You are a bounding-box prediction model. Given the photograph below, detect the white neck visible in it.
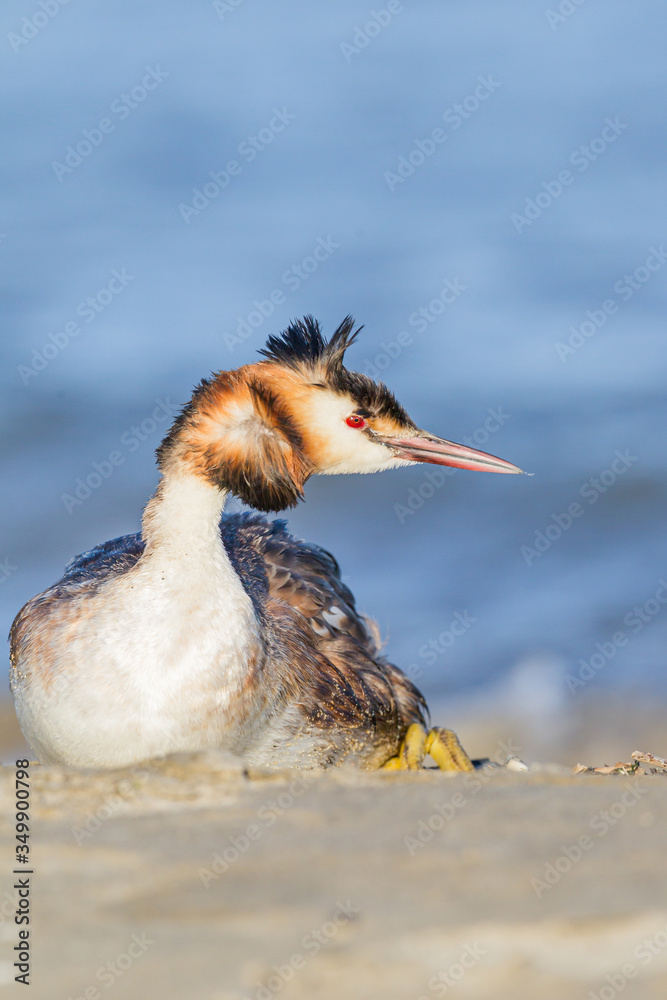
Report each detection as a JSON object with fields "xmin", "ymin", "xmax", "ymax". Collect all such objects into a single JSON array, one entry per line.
[
  {"xmin": 138, "ymin": 467, "xmax": 258, "ymax": 649},
  {"xmin": 142, "ymin": 468, "xmax": 228, "ymax": 559}
]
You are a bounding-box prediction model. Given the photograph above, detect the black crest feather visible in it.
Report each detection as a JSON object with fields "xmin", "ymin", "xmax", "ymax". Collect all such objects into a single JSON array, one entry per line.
[{"xmin": 259, "ymin": 315, "xmax": 361, "ymax": 376}]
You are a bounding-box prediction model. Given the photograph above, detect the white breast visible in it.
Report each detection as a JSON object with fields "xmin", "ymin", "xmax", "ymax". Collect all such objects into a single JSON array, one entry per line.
[{"xmin": 13, "ymin": 474, "xmax": 264, "ymax": 768}]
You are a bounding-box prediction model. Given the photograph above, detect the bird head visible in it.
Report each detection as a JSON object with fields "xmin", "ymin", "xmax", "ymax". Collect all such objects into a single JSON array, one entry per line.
[{"xmin": 158, "ymin": 316, "xmax": 523, "ymax": 511}]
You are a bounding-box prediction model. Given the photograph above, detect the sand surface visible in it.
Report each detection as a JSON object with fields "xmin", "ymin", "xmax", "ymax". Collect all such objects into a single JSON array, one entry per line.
[{"xmin": 1, "ymin": 744, "xmax": 667, "ymax": 1000}]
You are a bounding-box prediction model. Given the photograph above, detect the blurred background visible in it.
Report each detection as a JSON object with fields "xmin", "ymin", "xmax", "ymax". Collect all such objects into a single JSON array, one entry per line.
[{"xmin": 2, "ymin": 0, "xmax": 666, "ymax": 764}]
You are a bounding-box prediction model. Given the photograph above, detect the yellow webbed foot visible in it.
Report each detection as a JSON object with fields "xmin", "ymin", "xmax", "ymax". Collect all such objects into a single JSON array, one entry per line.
[
  {"xmin": 424, "ymin": 726, "xmax": 474, "ymax": 772},
  {"xmin": 381, "ymin": 723, "xmax": 474, "ymax": 772}
]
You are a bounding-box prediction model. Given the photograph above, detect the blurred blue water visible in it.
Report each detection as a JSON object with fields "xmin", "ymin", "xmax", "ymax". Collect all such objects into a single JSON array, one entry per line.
[{"xmin": 2, "ymin": 1, "xmax": 667, "ymax": 719}]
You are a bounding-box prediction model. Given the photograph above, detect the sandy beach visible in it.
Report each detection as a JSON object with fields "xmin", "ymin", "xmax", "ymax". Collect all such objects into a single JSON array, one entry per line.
[{"xmin": 1, "ymin": 699, "xmax": 667, "ymax": 1000}]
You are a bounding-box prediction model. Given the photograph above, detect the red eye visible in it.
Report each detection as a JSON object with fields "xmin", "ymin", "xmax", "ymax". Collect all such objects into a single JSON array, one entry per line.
[{"xmin": 346, "ymin": 415, "xmax": 366, "ymax": 429}]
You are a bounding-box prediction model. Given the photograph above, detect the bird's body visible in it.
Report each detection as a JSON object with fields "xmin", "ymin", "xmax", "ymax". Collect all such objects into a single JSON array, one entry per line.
[
  {"xmin": 10, "ymin": 318, "xmax": 522, "ymax": 770},
  {"xmin": 11, "ymin": 504, "xmax": 426, "ymax": 769}
]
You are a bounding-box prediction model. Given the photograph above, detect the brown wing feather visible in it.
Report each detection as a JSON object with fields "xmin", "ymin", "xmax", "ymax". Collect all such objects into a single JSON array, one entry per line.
[{"xmin": 220, "ymin": 514, "xmax": 428, "ymax": 753}]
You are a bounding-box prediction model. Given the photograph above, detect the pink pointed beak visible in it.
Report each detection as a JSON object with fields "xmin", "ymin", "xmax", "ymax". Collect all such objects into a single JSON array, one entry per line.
[{"xmin": 383, "ymin": 432, "xmax": 524, "ymax": 474}]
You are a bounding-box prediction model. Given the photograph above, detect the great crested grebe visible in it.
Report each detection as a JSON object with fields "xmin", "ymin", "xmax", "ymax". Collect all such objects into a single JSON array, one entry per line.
[{"xmin": 10, "ymin": 317, "xmax": 523, "ymax": 771}]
